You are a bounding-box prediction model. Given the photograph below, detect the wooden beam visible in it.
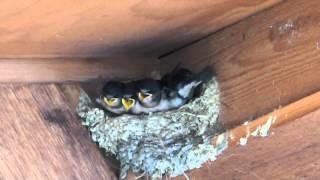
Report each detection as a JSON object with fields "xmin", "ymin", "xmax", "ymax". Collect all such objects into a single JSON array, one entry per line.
[
  {"xmin": 162, "ymin": 0, "xmax": 320, "ymax": 128},
  {"xmin": 0, "ymin": 0, "xmax": 282, "ymax": 58},
  {"xmin": 223, "ymin": 90, "xmax": 320, "ymax": 147},
  {"xmin": 130, "ymin": 91, "xmax": 320, "ymax": 180},
  {"xmin": 0, "ymin": 58, "xmax": 166, "ymax": 82},
  {"xmin": 0, "ymin": 84, "xmax": 117, "ymax": 179},
  {"xmin": 176, "ymin": 107, "xmax": 320, "ymax": 179}
]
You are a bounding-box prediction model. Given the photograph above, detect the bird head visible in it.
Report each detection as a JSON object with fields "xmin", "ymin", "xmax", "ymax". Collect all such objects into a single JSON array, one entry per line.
[
  {"xmin": 121, "ymin": 82, "xmax": 137, "ymax": 111},
  {"xmin": 137, "ymin": 79, "xmax": 161, "ymax": 108},
  {"xmin": 101, "ymin": 81, "xmax": 124, "ymax": 108}
]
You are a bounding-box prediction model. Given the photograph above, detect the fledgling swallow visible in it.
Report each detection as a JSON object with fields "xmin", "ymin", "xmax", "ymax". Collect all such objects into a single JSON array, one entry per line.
[
  {"xmin": 96, "ymin": 81, "xmax": 126, "ymax": 115},
  {"xmin": 128, "ymin": 66, "xmax": 214, "ymax": 114},
  {"xmin": 96, "ymin": 66, "xmax": 213, "ymax": 115},
  {"xmin": 163, "ymin": 66, "xmax": 214, "ymax": 100},
  {"xmin": 127, "ymin": 78, "xmax": 185, "ymax": 114},
  {"xmin": 126, "ymin": 79, "xmax": 170, "ymax": 114},
  {"xmin": 121, "ymin": 81, "xmax": 139, "ymax": 112},
  {"xmin": 136, "ymin": 79, "xmax": 162, "ymax": 108}
]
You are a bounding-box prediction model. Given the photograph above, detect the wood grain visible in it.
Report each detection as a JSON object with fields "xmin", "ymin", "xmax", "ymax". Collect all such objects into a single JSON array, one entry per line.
[
  {"xmin": 226, "ymin": 90, "xmax": 320, "ymax": 146},
  {"xmin": 174, "ymin": 107, "xmax": 320, "ymax": 180},
  {"xmin": 0, "ymin": 58, "xmax": 166, "ymax": 82},
  {"xmin": 0, "ymin": 0, "xmax": 282, "ymax": 58},
  {"xmin": 0, "ymin": 84, "xmax": 117, "ymax": 180},
  {"xmin": 126, "ymin": 89, "xmax": 320, "ymax": 179},
  {"xmin": 162, "ymin": 0, "xmax": 320, "ymax": 128}
]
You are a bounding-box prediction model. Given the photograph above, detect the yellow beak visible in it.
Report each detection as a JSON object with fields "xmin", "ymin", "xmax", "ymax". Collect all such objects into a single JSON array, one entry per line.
[
  {"xmin": 121, "ymin": 98, "xmax": 135, "ymax": 111},
  {"xmin": 104, "ymin": 97, "xmax": 116, "ymax": 106},
  {"xmin": 138, "ymin": 92, "xmax": 145, "ymax": 101},
  {"xmin": 138, "ymin": 92, "xmax": 152, "ymax": 102}
]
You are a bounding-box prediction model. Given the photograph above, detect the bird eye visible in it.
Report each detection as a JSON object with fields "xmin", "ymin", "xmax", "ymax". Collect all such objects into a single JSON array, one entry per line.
[{"xmin": 103, "ymin": 97, "xmax": 118, "ymax": 106}]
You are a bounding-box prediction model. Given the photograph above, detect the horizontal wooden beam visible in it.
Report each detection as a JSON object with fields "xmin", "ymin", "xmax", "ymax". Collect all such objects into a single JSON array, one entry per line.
[
  {"xmin": 176, "ymin": 97, "xmax": 320, "ymax": 179},
  {"xmin": 162, "ymin": 0, "xmax": 320, "ymax": 128},
  {"xmin": 223, "ymin": 90, "xmax": 320, "ymax": 147},
  {"xmin": 127, "ymin": 88, "xmax": 320, "ymax": 179},
  {"xmin": 0, "ymin": 58, "xmax": 166, "ymax": 82},
  {"xmin": 0, "ymin": 84, "xmax": 117, "ymax": 179},
  {"xmin": 0, "ymin": 0, "xmax": 282, "ymax": 58}
]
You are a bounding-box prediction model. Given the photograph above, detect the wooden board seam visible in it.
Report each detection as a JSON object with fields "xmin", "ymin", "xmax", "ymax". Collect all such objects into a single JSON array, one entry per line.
[{"xmin": 213, "ymin": 90, "xmax": 320, "ymax": 147}]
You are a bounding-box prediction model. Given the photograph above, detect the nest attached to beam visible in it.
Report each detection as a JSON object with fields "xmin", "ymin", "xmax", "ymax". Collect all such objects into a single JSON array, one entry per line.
[{"xmin": 77, "ymin": 79, "xmax": 226, "ymax": 179}]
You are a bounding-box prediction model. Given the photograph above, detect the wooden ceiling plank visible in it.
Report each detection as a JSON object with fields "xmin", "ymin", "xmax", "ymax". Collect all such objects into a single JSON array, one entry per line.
[
  {"xmin": 0, "ymin": 58, "xmax": 165, "ymax": 82},
  {"xmin": 0, "ymin": 84, "xmax": 117, "ymax": 179},
  {"xmin": 162, "ymin": 0, "xmax": 320, "ymax": 128},
  {"xmin": 0, "ymin": 0, "xmax": 282, "ymax": 58}
]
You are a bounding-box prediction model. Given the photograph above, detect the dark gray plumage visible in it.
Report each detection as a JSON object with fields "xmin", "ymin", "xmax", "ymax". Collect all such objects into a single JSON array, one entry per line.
[
  {"xmin": 96, "ymin": 81, "xmax": 126, "ymax": 114},
  {"xmin": 129, "ymin": 66, "xmax": 214, "ymax": 114}
]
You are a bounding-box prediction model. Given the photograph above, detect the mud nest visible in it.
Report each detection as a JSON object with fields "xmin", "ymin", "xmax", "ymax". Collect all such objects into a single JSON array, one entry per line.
[{"xmin": 77, "ymin": 78, "xmax": 226, "ymax": 179}]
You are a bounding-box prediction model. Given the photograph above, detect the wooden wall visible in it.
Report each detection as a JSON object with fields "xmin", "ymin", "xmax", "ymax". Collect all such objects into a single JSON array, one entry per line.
[
  {"xmin": 0, "ymin": 0, "xmax": 282, "ymax": 82},
  {"xmin": 0, "ymin": 58, "xmax": 166, "ymax": 82},
  {"xmin": 0, "ymin": 84, "xmax": 118, "ymax": 179},
  {"xmin": 162, "ymin": 0, "xmax": 320, "ymax": 128},
  {"xmin": 176, "ymin": 107, "xmax": 320, "ymax": 179},
  {"xmin": 0, "ymin": 0, "xmax": 281, "ymax": 58},
  {"xmin": 2, "ymin": 1, "xmax": 320, "ymax": 179}
]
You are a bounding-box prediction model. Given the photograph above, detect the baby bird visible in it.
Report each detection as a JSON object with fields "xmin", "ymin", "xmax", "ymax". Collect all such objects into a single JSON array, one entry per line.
[
  {"xmin": 121, "ymin": 81, "xmax": 139, "ymax": 112},
  {"xmin": 119, "ymin": 79, "xmax": 161, "ymax": 114},
  {"xmin": 127, "ymin": 66, "xmax": 213, "ymax": 114},
  {"xmin": 126, "ymin": 79, "xmax": 166, "ymax": 114},
  {"xmin": 162, "ymin": 66, "xmax": 213, "ymax": 100},
  {"xmin": 136, "ymin": 79, "xmax": 162, "ymax": 108},
  {"xmin": 96, "ymin": 81, "xmax": 126, "ymax": 115},
  {"xmin": 98, "ymin": 66, "xmax": 214, "ymax": 115}
]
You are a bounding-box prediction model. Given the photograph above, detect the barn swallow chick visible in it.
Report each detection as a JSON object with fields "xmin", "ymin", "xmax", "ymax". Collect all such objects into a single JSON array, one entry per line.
[
  {"xmin": 126, "ymin": 78, "xmax": 183, "ymax": 114},
  {"xmin": 128, "ymin": 78, "xmax": 184, "ymax": 114},
  {"xmin": 121, "ymin": 81, "xmax": 139, "ymax": 112},
  {"xmin": 96, "ymin": 81, "xmax": 126, "ymax": 115},
  {"xmin": 96, "ymin": 66, "xmax": 213, "ymax": 115},
  {"xmin": 139, "ymin": 66, "xmax": 214, "ymax": 114},
  {"xmin": 121, "ymin": 79, "xmax": 170, "ymax": 114},
  {"xmin": 160, "ymin": 66, "xmax": 193, "ymax": 91},
  {"xmin": 121, "ymin": 79, "xmax": 160, "ymax": 114},
  {"xmin": 164, "ymin": 66, "xmax": 214, "ymax": 100},
  {"xmin": 137, "ymin": 79, "xmax": 162, "ymax": 108}
]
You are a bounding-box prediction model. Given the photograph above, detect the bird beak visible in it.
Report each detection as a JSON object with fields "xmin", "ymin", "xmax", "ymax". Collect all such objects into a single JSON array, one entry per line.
[
  {"xmin": 138, "ymin": 92, "xmax": 152, "ymax": 102},
  {"xmin": 104, "ymin": 97, "xmax": 117, "ymax": 107},
  {"xmin": 138, "ymin": 92, "xmax": 145, "ymax": 101},
  {"xmin": 122, "ymin": 98, "xmax": 135, "ymax": 111}
]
